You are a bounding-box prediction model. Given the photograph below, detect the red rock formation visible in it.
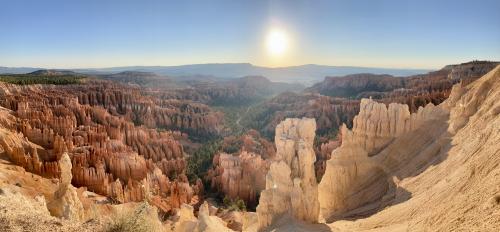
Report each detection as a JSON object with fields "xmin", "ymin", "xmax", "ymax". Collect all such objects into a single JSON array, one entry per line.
[
  {"xmin": 308, "ymin": 61, "xmax": 499, "ymax": 113},
  {"xmin": 0, "ymin": 81, "xmax": 204, "ymax": 212},
  {"xmin": 249, "ymin": 92, "xmax": 360, "ymax": 139},
  {"xmin": 70, "ymin": 82, "xmax": 224, "ymax": 137},
  {"xmin": 220, "ymin": 129, "xmax": 275, "ymax": 159},
  {"xmin": 208, "ymin": 130, "xmax": 275, "ymax": 207},
  {"xmin": 209, "ymin": 152, "xmax": 269, "ymax": 208},
  {"xmin": 314, "ymin": 139, "xmax": 341, "ymax": 180},
  {"xmin": 150, "ymin": 76, "xmax": 303, "ymax": 105}
]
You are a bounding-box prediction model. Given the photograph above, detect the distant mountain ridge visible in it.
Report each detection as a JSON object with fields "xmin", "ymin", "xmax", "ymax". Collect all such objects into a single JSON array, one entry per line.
[
  {"xmin": 305, "ymin": 60, "xmax": 499, "ymax": 98},
  {"xmin": 1, "ymin": 63, "xmax": 431, "ymax": 85},
  {"xmin": 82, "ymin": 63, "xmax": 430, "ymax": 85},
  {"xmin": 28, "ymin": 69, "xmax": 82, "ymax": 76}
]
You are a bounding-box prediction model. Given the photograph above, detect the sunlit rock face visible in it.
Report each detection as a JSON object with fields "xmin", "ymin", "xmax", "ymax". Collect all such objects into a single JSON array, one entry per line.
[
  {"xmin": 256, "ymin": 118, "xmax": 320, "ymax": 229},
  {"xmin": 47, "ymin": 153, "xmax": 84, "ymax": 221},
  {"xmin": 318, "ymin": 98, "xmax": 449, "ymax": 221},
  {"xmin": 341, "ymin": 98, "xmax": 447, "ymax": 156},
  {"xmin": 166, "ymin": 202, "xmax": 233, "ymax": 232},
  {"xmin": 445, "ymin": 61, "xmax": 499, "ymax": 82}
]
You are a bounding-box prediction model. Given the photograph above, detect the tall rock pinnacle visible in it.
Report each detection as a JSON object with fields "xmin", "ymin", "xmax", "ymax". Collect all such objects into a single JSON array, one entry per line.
[{"xmin": 256, "ymin": 118, "xmax": 320, "ymax": 230}]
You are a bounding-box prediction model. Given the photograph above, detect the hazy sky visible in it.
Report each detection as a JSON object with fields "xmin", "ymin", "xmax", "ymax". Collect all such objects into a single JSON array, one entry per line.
[{"xmin": 1, "ymin": 0, "xmax": 499, "ymax": 69}]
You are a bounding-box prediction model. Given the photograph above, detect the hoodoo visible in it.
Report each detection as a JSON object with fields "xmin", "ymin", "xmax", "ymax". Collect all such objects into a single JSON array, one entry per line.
[
  {"xmin": 256, "ymin": 118, "xmax": 320, "ymax": 229},
  {"xmin": 47, "ymin": 153, "xmax": 85, "ymax": 221}
]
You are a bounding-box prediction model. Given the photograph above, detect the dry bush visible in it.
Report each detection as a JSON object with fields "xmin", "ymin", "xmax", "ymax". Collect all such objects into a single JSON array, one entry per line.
[{"xmin": 104, "ymin": 201, "xmax": 163, "ymax": 232}]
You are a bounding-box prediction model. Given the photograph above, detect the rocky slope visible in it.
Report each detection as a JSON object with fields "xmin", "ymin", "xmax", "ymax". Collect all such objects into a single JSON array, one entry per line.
[{"xmin": 307, "ymin": 64, "xmax": 500, "ymax": 230}]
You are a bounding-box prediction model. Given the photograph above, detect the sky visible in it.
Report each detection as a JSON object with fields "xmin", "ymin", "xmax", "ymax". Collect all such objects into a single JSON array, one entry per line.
[{"xmin": 0, "ymin": 0, "xmax": 499, "ymax": 69}]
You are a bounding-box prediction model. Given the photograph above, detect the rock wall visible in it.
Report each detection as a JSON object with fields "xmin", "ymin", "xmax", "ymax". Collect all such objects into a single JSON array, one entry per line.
[
  {"xmin": 341, "ymin": 98, "xmax": 447, "ymax": 155},
  {"xmin": 256, "ymin": 118, "xmax": 320, "ymax": 229}
]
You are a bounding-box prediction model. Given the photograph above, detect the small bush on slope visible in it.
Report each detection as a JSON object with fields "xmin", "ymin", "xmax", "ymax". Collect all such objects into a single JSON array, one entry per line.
[{"xmin": 104, "ymin": 201, "xmax": 162, "ymax": 232}]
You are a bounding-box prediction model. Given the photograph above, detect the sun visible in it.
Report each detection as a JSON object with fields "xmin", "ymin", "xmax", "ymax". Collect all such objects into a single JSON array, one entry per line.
[{"xmin": 266, "ymin": 28, "xmax": 289, "ymax": 56}]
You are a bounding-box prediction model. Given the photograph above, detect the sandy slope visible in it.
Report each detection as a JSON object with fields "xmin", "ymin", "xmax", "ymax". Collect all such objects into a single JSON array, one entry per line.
[{"xmin": 327, "ymin": 66, "xmax": 500, "ymax": 231}]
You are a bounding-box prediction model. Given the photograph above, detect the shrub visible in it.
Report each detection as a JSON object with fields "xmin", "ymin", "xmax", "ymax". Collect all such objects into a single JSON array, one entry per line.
[
  {"xmin": 223, "ymin": 196, "xmax": 246, "ymax": 211},
  {"xmin": 0, "ymin": 74, "xmax": 84, "ymax": 85},
  {"xmin": 104, "ymin": 201, "xmax": 162, "ymax": 232},
  {"xmin": 186, "ymin": 140, "xmax": 222, "ymax": 184}
]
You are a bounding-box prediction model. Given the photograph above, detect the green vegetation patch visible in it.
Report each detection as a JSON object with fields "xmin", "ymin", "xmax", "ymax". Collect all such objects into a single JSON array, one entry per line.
[
  {"xmin": 223, "ymin": 196, "xmax": 247, "ymax": 211},
  {"xmin": 186, "ymin": 140, "xmax": 222, "ymax": 185},
  {"xmin": 0, "ymin": 74, "xmax": 84, "ymax": 85}
]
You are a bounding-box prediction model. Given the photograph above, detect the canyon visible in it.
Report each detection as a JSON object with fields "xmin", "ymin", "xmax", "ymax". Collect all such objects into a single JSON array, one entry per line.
[
  {"xmin": 166, "ymin": 63, "xmax": 500, "ymax": 231},
  {"xmin": 210, "ymin": 61, "xmax": 498, "ymax": 206},
  {"xmin": 0, "ymin": 80, "xmax": 208, "ymax": 213},
  {"xmin": 0, "ymin": 62, "xmax": 498, "ymax": 231}
]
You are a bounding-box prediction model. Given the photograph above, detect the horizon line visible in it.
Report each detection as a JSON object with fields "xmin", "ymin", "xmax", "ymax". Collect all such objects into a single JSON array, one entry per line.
[{"xmin": 0, "ymin": 62, "xmax": 446, "ymax": 71}]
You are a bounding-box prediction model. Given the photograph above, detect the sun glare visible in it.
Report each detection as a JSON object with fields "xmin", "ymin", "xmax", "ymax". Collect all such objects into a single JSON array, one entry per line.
[{"xmin": 266, "ymin": 28, "xmax": 289, "ymax": 56}]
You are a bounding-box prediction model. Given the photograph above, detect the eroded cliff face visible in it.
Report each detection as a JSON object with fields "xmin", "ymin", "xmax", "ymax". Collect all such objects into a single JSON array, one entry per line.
[
  {"xmin": 325, "ymin": 65, "xmax": 500, "ymax": 231},
  {"xmin": 0, "ymin": 81, "xmax": 205, "ymax": 212},
  {"xmin": 256, "ymin": 118, "xmax": 320, "ymax": 229},
  {"xmin": 318, "ymin": 97, "xmax": 449, "ymax": 221},
  {"xmin": 445, "ymin": 60, "xmax": 499, "ymax": 82}
]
